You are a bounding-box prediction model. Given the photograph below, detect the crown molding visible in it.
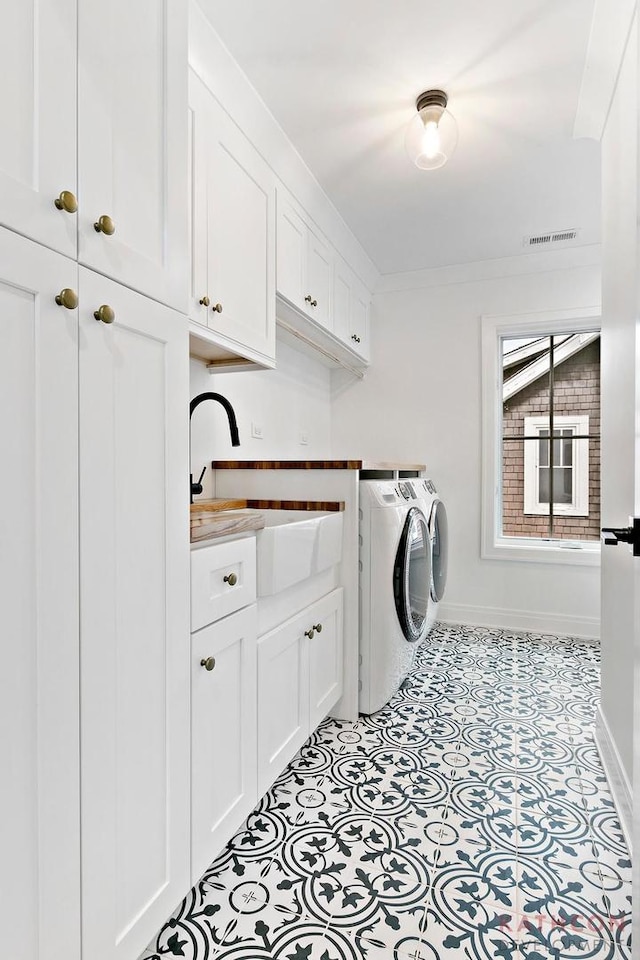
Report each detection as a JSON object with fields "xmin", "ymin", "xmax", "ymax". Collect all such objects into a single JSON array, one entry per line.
[
  {"xmin": 375, "ymin": 244, "xmax": 601, "ymax": 294},
  {"xmin": 573, "ymin": 0, "xmax": 636, "ymax": 141}
]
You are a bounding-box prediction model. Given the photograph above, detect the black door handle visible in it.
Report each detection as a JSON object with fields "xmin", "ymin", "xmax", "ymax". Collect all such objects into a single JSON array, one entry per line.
[{"xmin": 601, "ymin": 519, "xmax": 640, "ymax": 555}]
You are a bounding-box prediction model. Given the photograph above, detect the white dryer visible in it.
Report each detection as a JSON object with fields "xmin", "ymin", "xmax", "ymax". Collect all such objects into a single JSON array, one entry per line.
[
  {"xmin": 413, "ymin": 478, "xmax": 449, "ymax": 633},
  {"xmin": 359, "ymin": 480, "xmax": 432, "ymax": 714}
]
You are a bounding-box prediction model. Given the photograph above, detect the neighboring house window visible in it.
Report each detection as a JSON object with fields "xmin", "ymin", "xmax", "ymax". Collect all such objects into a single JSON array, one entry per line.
[
  {"xmin": 481, "ymin": 309, "xmax": 601, "ymax": 565},
  {"xmin": 523, "ymin": 416, "xmax": 589, "ymax": 517}
]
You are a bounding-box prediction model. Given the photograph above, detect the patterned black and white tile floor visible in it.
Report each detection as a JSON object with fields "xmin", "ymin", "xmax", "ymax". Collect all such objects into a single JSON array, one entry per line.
[{"xmin": 142, "ymin": 624, "xmax": 632, "ymax": 960}]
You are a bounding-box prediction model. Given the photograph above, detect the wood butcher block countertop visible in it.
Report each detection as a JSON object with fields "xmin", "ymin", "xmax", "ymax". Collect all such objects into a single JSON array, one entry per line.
[
  {"xmin": 210, "ymin": 460, "xmax": 427, "ymax": 471},
  {"xmin": 190, "ymin": 507, "xmax": 265, "ymax": 543},
  {"xmin": 189, "ymin": 498, "xmax": 345, "ymax": 543}
]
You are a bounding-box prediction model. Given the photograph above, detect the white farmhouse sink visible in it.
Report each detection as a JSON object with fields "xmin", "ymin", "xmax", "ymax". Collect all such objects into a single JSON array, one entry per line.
[{"xmin": 256, "ymin": 511, "xmax": 344, "ymax": 596}]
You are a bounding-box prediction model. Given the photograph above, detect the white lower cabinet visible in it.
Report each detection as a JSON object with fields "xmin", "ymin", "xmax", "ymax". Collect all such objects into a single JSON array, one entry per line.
[
  {"xmin": 258, "ymin": 589, "xmax": 343, "ymax": 796},
  {"xmin": 79, "ymin": 269, "xmax": 191, "ymax": 960},
  {"xmin": 309, "ymin": 591, "xmax": 344, "ymax": 730},
  {"xmin": 0, "ymin": 229, "xmax": 80, "ymax": 960},
  {"xmin": 191, "ymin": 604, "xmax": 258, "ymax": 883},
  {"xmin": 257, "ymin": 609, "xmax": 310, "ymax": 797}
]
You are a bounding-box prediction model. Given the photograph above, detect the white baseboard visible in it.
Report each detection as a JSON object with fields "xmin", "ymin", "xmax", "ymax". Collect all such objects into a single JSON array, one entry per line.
[
  {"xmin": 438, "ymin": 602, "xmax": 600, "ymax": 640},
  {"xmin": 595, "ymin": 705, "xmax": 633, "ymax": 852}
]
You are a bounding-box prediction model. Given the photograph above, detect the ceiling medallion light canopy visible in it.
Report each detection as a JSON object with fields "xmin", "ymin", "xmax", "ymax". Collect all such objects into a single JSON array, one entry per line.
[{"xmin": 405, "ymin": 89, "xmax": 458, "ymax": 171}]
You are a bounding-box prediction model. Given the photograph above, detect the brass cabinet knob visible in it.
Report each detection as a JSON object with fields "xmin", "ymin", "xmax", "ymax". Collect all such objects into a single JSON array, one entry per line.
[
  {"xmin": 311, "ymin": 299, "xmax": 318, "ymax": 308},
  {"xmin": 351, "ymin": 334, "xmax": 361, "ymax": 343},
  {"xmin": 54, "ymin": 190, "xmax": 78, "ymax": 214},
  {"xmin": 94, "ymin": 304, "xmax": 115, "ymax": 325},
  {"xmin": 93, "ymin": 214, "xmax": 115, "ymax": 236},
  {"xmin": 212, "ymin": 302, "xmax": 223, "ymax": 314},
  {"xmin": 313, "ymin": 623, "xmax": 323, "ymax": 633},
  {"xmin": 200, "ymin": 656, "xmax": 216, "ymax": 671},
  {"xmin": 304, "ymin": 295, "xmax": 313, "ymax": 304},
  {"xmin": 55, "ymin": 288, "xmax": 78, "ymax": 310},
  {"xmin": 304, "ymin": 627, "xmax": 315, "ymax": 639},
  {"xmin": 223, "ymin": 572, "xmax": 237, "ymax": 586},
  {"xmin": 199, "ymin": 296, "xmax": 210, "ymax": 307}
]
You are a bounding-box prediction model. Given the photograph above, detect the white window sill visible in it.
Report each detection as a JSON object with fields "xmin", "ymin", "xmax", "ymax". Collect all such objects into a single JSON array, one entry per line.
[
  {"xmin": 523, "ymin": 510, "xmax": 590, "ymax": 519},
  {"xmin": 482, "ymin": 536, "xmax": 601, "ymax": 566}
]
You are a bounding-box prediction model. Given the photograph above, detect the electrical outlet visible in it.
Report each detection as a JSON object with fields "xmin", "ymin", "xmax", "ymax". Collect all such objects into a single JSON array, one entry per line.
[
  {"xmin": 299, "ymin": 430, "xmax": 309, "ymax": 446},
  {"xmin": 251, "ymin": 422, "xmax": 264, "ymax": 440}
]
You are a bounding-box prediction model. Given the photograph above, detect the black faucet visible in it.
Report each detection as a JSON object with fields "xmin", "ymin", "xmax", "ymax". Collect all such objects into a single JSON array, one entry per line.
[{"xmin": 190, "ymin": 392, "xmax": 240, "ymax": 503}]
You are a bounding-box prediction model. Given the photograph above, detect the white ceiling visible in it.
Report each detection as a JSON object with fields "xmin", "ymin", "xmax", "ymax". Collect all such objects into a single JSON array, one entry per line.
[{"xmin": 199, "ymin": 0, "xmax": 600, "ymax": 276}]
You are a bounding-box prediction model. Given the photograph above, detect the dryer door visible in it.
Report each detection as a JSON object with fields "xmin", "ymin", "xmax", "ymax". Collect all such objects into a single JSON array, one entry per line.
[
  {"xmin": 394, "ymin": 507, "xmax": 431, "ymax": 642},
  {"xmin": 430, "ymin": 500, "xmax": 448, "ymax": 603}
]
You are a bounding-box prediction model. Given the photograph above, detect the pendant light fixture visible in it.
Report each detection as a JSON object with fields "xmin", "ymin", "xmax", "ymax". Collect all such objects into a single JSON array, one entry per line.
[{"xmin": 405, "ymin": 90, "xmax": 458, "ymax": 170}]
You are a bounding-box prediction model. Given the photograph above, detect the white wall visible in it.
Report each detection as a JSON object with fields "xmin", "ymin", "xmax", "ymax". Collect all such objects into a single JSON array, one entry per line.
[
  {"xmin": 190, "ymin": 340, "xmax": 332, "ymax": 499},
  {"xmin": 598, "ymin": 16, "xmax": 637, "ymax": 789},
  {"xmin": 331, "ymin": 251, "xmax": 602, "ymax": 637}
]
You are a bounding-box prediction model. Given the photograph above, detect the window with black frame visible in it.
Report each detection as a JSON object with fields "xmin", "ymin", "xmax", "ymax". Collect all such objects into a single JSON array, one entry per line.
[{"xmin": 501, "ymin": 332, "xmax": 601, "ymax": 542}]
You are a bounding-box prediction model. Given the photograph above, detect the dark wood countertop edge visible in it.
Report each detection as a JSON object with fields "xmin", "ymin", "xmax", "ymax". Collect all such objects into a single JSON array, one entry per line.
[
  {"xmin": 245, "ymin": 499, "xmax": 345, "ymax": 512},
  {"xmin": 211, "ymin": 460, "xmax": 426, "ymax": 471},
  {"xmin": 191, "ymin": 499, "xmax": 345, "ymax": 514}
]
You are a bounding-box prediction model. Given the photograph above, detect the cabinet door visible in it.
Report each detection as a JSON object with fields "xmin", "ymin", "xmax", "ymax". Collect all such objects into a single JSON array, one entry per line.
[
  {"xmin": 192, "ymin": 605, "xmax": 258, "ymax": 882},
  {"xmin": 276, "ymin": 191, "xmax": 307, "ymax": 313},
  {"xmin": 308, "ymin": 589, "xmax": 344, "ymax": 730},
  {"xmin": 79, "ymin": 269, "xmax": 190, "ymax": 960},
  {"xmin": 188, "ymin": 71, "xmax": 210, "ymax": 326},
  {"xmin": 257, "ymin": 613, "xmax": 310, "ymax": 796},
  {"xmin": 349, "ymin": 280, "xmax": 371, "ymax": 361},
  {"xmin": 78, "ymin": 0, "xmax": 188, "ymax": 312},
  {"xmin": 307, "ymin": 227, "xmax": 333, "ymax": 330},
  {"xmin": 0, "ymin": 230, "xmax": 80, "ymax": 960},
  {"xmin": 332, "ymin": 256, "xmax": 352, "ymax": 344},
  {"xmin": 0, "ymin": 0, "xmax": 77, "ymax": 258},
  {"xmin": 208, "ymin": 97, "xmax": 276, "ymax": 361}
]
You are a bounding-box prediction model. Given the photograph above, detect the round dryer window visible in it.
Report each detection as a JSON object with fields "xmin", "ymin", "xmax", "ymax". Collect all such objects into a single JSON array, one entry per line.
[
  {"xmin": 431, "ymin": 500, "xmax": 448, "ymax": 603},
  {"xmin": 393, "ymin": 507, "xmax": 431, "ymax": 643}
]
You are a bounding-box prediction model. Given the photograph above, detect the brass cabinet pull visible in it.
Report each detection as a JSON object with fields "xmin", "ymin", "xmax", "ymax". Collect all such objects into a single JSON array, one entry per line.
[
  {"xmin": 54, "ymin": 190, "xmax": 78, "ymax": 214},
  {"xmin": 55, "ymin": 288, "xmax": 78, "ymax": 310},
  {"xmin": 93, "ymin": 214, "xmax": 115, "ymax": 236},
  {"xmin": 200, "ymin": 656, "xmax": 216, "ymax": 671},
  {"xmin": 351, "ymin": 334, "xmax": 361, "ymax": 343},
  {"xmin": 199, "ymin": 296, "xmax": 210, "ymax": 307},
  {"xmin": 94, "ymin": 304, "xmax": 115, "ymax": 325},
  {"xmin": 223, "ymin": 572, "xmax": 237, "ymax": 586},
  {"xmin": 304, "ymin": 627, "xmax": 315, "ymax": 639},
  {"xmin": 211, "ymin": 302, "xmax": 223, "ymax": 314},
  {"xmin": 313, "ymin": 623, "xmax": 323, "ymax": 633}
]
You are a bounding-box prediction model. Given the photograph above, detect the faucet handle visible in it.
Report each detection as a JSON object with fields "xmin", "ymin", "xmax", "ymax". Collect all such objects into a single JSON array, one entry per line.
[{"xmin": 191, "ymin": 465, "xmax": 206, "ymax": 501}]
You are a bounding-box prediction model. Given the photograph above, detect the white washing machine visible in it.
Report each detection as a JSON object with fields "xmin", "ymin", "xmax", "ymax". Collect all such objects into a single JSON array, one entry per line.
[
  {"xmin": 359, "ymin": 480, "xmax": 432, "ymax": 714},
  {"xmin": 413, "ymin": 478, "xmax": 449, "ymax": 633}
]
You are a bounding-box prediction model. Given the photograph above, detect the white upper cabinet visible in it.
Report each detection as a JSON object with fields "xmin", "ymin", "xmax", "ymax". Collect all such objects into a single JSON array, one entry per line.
[
  {"xmin": 188, "ymin": 70, "xmax": 276, "ymax": 365},
  {"xmin": 333, "ymin": 256, "xmax": 371, "ymax": 362},
  {"xmin": 0, "ymin": 0, "xmax": 77, "ymax": 259},
  {"xmin": 78, "ymin": 0, "xmax": 188, "ymax": 312},
  {"xmin": 276, "ymin": 188, "xmax": 371, "ymax": 364},
  {"xmin": 307, "ymin": 227, "xmax": 333, "ymax": 330},
  {"xmin": 0, "ymin": 229, "xmax": 80, "ymax": 960},
  {"xmin": 79, "ymin": 268, "xmax": 190, "ymax": 960},
  {"xmin": 276, "ymin": 194, "xmax": 307, "ymax": 314},
  {"xmin": 276, "ymin": 189, "xmax": 333, "ymax": 330}
]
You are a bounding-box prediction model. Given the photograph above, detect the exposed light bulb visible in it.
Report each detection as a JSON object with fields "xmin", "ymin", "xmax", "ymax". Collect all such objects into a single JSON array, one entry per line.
[
  {"xmin": 421, "ymin": 120, "xmax": 441, "ymax": 160},
  {"xmin": 405, "ymin": 89, "xmax": 458, "ymax": 171}
]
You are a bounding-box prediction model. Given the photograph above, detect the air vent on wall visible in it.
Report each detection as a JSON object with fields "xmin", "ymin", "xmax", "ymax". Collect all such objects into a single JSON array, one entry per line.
[{"xmin": 523, "ymin": 228, "xmax": 579, "ymax": 248}]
